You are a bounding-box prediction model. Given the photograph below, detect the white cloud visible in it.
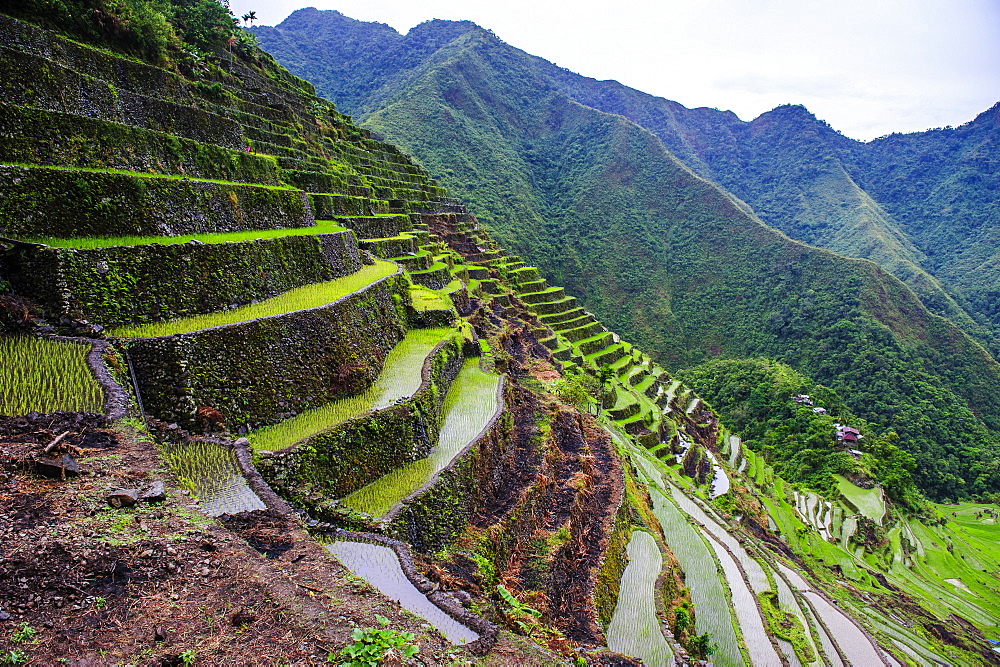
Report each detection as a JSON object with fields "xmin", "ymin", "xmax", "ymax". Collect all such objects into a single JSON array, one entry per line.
[{"xmin": 230, "ymin": 0, "xmax": 1000, "ymax": 140}]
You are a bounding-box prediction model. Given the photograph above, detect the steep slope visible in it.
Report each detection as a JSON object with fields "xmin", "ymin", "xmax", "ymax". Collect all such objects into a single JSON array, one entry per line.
[
  {"xmin": 853, "ymin": 103, "xmax": 1000, "ymax": 326},
  {"xmin": 541, "ymin": 68, "xmax": 994, "ymax": 339},
  {"xmin": 254, "ymin": 11, "xmax": 1000, "ymax": 500},
  {"xmin": 257, "ymin": 10, "xmax": 1000, "ymax": 343}
]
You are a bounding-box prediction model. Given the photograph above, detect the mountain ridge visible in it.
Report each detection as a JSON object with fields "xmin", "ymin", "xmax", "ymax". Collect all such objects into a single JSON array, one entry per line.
[{"xmin": 254, "ymin": 9, "xmax": 1000, "ymax": 500}]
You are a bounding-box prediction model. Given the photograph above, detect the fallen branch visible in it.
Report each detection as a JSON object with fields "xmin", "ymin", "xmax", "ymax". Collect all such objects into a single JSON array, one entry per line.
[{"xmin": 43, "ymin": 431, "xmax": 72, "ymax": 454}]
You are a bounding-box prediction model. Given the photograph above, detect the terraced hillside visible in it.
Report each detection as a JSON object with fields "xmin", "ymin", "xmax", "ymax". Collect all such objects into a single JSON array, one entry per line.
[
  {"xmin": 253, "ymin": 9, "xmax": 1000, "ymax": 502},
  {"xmin": 2, "ymin": 6, "xmax": 999, "ymax": 666}
]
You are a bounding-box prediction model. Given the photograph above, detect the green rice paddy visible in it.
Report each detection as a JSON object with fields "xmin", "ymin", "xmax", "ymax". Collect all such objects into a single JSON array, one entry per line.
[
  {"xmin": 28, "ymin": 222, "xmax": 348, "ymax": 248},
  {"xmin": 605, "ymin": 530, "xmax": 675, "ymax": 666},
  {"xmin": 110, "ymin": 261, "xmax": 398, "ymax": 338},
  {"xmin": 248, "ymin": 327, "xmax": 453, "ymax": 451},
  {"xmin": 0, "ymin": 336, "xmax": 104, "ymax": 415},
  {"xmin": 408, "ymin": 284, "xmax": 452, "ymax": 312},
  {"xmin": 160, "ymin": 441, "xmax": 266, "ymax": 517},
  {"xmin": 341, "ymin": 358, "xmax": 500, "ymax": 516},
  {"xmin": 833, "ymin": 474, "xmax": 885, "ymax": 524},
  {"xmin": 648, "ymin": 489, "xmax": 743, "ymax": 666}
]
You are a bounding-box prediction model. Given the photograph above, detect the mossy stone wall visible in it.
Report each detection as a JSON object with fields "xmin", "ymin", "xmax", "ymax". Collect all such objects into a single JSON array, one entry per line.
[
  {"xmin": 385, "ymin": 378, "xmax": 509, "ymax": 553},
  {"xmin": 126, "ymin": 272, "xmax": 408, "ymax": 430},
  {"xmin": 0, "ymin": 165, "xmax": 314, "ymax": 239},
  {"xmin": 0, "ymin": 104, "xmax": 281, "ymax": 185},
  {"xmin": 255, "ymin": 332, "xmax": 465, "ymax": 501},
  {"xmin": 5, "ymin": 231, "xmax": 360, "ymax": 327},
  {"xmin": 0, "ymin": 48, "xmax": 244, "ymax": 149},
  {"xmin": 310, "ymin": 194, "xmax": 389, "ymax": 218}
]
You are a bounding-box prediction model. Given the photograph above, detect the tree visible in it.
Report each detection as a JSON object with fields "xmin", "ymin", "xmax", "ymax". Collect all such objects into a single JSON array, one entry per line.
[{"xmin": 241, "ymin": 11, "xmax": 257, "ymax": 26}]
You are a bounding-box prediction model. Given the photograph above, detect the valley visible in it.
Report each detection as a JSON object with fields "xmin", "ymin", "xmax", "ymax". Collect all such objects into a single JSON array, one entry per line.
[{"xmin": 0, "ymin": 3, "xmax": 998, "ymax": 666}]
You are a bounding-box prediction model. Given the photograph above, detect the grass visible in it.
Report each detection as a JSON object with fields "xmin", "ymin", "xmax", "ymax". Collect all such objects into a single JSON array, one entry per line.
[
  {"xmin": 27, "ymin": 223, "xmax": 348, "ymax": 248},
  {"xmin": 249, "ymin": 328, "xmax": 453, "ymax": 451},
  {"xmin": 110, "ymin": 261, "xmax": 398, "ymax": 338},
  {"xmin": 0, "ymin": 336, "xmax": 104, "ymax": 415},
  {"xmin": 341, "ymin": 358, "xmax": 500, "ymax": 516}
]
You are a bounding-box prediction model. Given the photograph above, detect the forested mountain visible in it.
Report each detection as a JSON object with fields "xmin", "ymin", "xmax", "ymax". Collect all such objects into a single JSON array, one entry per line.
[
  {"xmin": 252, "ymin": 10, "xmax": 1000, "ymax": 501},
  {"xmin": 545, "ymin": 71, "xmax": 1000, "ymax": 344},
  {"xmin": 6, "ymin": 4, "xmax": 1000, "ymax": 663}
]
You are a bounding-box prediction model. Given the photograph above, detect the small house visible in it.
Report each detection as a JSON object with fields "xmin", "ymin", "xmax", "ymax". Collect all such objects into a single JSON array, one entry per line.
[{"xmin": 837, "ymin": 425, "xmax": 861, "ymax": 444}]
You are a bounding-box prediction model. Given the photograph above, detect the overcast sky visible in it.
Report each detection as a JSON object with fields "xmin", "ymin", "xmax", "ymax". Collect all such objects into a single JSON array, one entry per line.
[{"xmin": 229, "ymin": 0, "xmax": 1000, "ymax": 141}]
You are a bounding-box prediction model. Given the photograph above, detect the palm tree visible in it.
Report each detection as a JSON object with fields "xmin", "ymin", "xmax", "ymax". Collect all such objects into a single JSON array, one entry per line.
[{"xmin": 242, "ymin": 11, "xmax": 257, "ymax": 26}]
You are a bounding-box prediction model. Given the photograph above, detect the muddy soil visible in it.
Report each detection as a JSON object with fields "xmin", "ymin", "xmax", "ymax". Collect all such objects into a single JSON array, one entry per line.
[{"xmin": 0, "ymin": 416, "xmax": 556, "ymax": 666}]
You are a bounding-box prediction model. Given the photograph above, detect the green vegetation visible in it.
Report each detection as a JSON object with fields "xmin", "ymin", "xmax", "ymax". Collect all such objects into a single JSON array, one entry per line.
[
  {"xmin": 9, "ymin": 624, "xmax": 37, "ymax": 644},
  {"xmin": 758, "ymin": 591, "xmax": 814, "ymax": 663},
  {"xmin": 833, "ymin": 474, "xmax": 886, "ymax": 523},
  {"xmin": 1, "ymin": 650, "xmax": 25, "ymax": 666},
  {"xmin": 678, "ymin": 358, "xmax": 920, "ymax": 503},
  {"xmin": 257, "ymin": 10, "xmax": 1000, "ymax": 501},
  {"xmin": 336, "ymin": 615, "xmax": 419, "ymax": 666},
  {"xmin": 29, "ymin": 223, "xmax": 347, "ymax": 249},
  {"xmin": 110, "ymin": 261, "xmax": 397, "ymax": 338},
  {"xmin": 0, "ymin": 336, "xmax": 104, "ymax": 415},
  {"xmin": 341, "ymin": 357, "xmax": 499, "ymax": 515},
  {"xmin": 6, "ymin": 0, "xmax": 243, "ymax": 64},
  {"xmin": 249, "ymin": 328, "xmax": 452, "ymax": 450}
]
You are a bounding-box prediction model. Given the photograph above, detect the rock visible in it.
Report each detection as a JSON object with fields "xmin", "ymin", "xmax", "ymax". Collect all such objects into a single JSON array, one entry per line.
[
  {"xmin": 139, "ymin": 481, "xmax": 166, "ymax": 503},
  {"xmin": 35, "ymin": 454, "xmax": 80, "ymax": 478},
  {"xmin": 106, "ymin": 489, "xmax": 139, "ymax": 508},
  {"xmin": 153, "ymin": 626, "xmax": 167, "ymax": 642},
  {"xmin": 0, "ymin": 609, "xmax": 10, "ymax": 621},
  {"xmin": 451, "ymin": 590, "xmax": 473, "ymax": 607}
]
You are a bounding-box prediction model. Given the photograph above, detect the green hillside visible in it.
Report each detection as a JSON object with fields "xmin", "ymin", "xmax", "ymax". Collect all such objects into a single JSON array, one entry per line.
[
  {"xmin": 539, "ymin": 67, "xmax": 1000, "ymax": 342},
  {"xmin": 3, "ymin": 4, "xmax": 1000, "ymax": 664},
  {"xmin": 254, "ymin": 10, "xmax": 1000, "ymax": 501}
]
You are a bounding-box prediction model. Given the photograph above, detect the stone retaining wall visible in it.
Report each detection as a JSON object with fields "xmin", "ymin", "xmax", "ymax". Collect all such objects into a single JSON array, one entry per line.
[
  {"xmin": 254, "ymin": 331, "xmax": 465, "ymax": 503},
  {"xmin": 5, "ymin": 231, "xmax": 360, "ymax": 327},
  {"xmin": 0, "ymin": 104, "xmax": 281, "ymax": 185},
  {"xmin": 0, "ymin": 166, "xmax": 315, "ymax": 239},
  {"xmin": 125, "ymin": 270, "xmax": 408, "ymax": 430}
]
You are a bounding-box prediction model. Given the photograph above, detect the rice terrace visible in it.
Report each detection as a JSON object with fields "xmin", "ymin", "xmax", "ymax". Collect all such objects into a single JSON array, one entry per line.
[{"xmin": 1, "ymin": 1, "xmax": 999, "ymax": 665}]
